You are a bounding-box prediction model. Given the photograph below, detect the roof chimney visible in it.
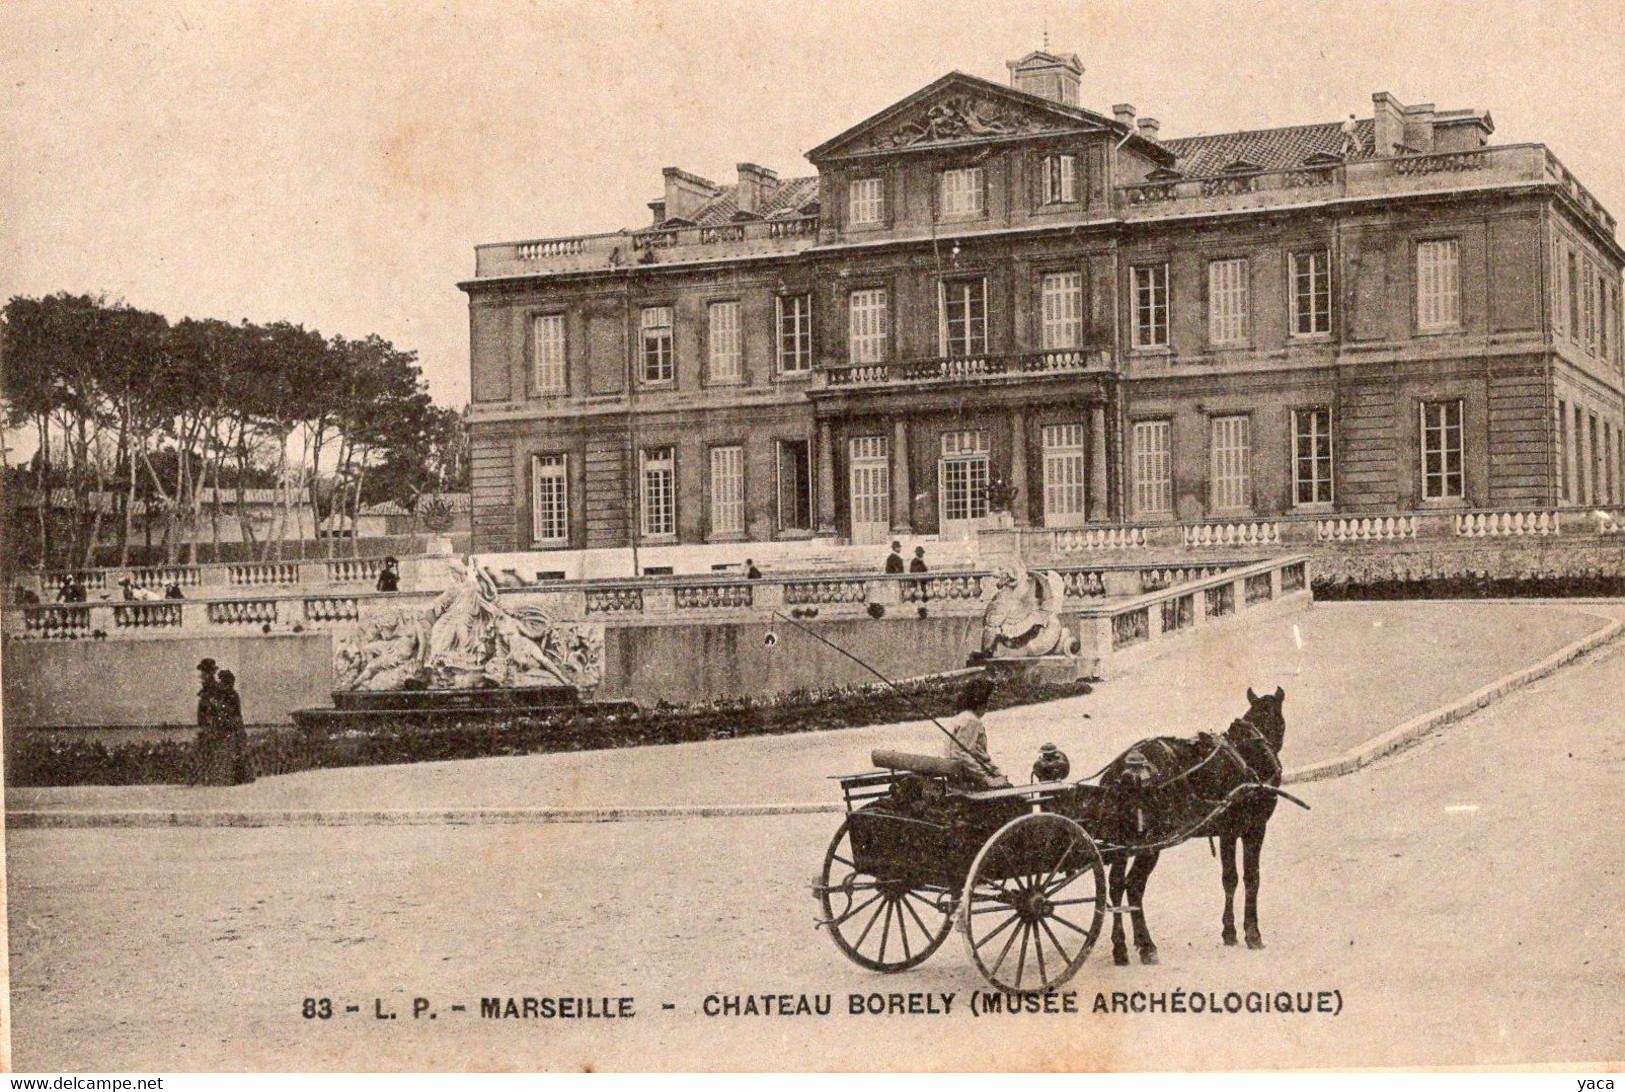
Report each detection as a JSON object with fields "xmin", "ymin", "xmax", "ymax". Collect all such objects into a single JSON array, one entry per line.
[
  {"xmin": 661, "ymin": 167, "xmax": 721, "ymax": 223},
  {"xmin": 1371, "ymin": 92, "xmax": 1405, "ymax": 157},
  {"xmin": 735, "ymin": 163, "xmax": 779, "ymax": 218},
  {"xmin": 1137, "ymin": 117, "xmax": 1161, "ymax": 140},
  {"xmin": 1113, "ymin": 103, "xmax": 1137, "ymax": 127},
  {"xmin": 1006, "ymin": 50, "xmax": 1083, "ymax": 107}
]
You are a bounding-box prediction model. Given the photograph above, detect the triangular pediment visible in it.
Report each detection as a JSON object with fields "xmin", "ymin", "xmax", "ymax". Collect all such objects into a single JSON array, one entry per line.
[{"xmin": 808, "ymin": 72, "xmax": 1170, "ymax": 163}]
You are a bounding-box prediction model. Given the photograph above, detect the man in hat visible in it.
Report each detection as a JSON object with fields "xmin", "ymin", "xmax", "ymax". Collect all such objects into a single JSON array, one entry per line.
[
  {"xmin": 376, "ymin": 556, "xmax": 400, "ymax": 593},
  {"xmin": 192, "ymin": 658, "xmax": 222, "ymax": 786},
  {"xmin": 884, "ymin": 541, "xmax": 905, "ymax": 574}
]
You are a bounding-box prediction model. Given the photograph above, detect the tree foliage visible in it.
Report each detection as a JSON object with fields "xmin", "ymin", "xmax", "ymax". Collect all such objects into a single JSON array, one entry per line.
[{"xmin": 1, "ymin": 293, "xmax": 465, "ymax": 567}]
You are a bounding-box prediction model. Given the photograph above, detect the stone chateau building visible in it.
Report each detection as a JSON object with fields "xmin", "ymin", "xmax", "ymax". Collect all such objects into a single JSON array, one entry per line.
[{"xmin": 461, "ymin": 51, "xmax": 1624, "ymax": 554}]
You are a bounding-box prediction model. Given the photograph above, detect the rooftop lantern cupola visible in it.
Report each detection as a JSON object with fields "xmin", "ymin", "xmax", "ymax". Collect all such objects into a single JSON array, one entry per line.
[{"xmin": 1006, "ymin": 49, "xmax": 1083, "ymax": 108}]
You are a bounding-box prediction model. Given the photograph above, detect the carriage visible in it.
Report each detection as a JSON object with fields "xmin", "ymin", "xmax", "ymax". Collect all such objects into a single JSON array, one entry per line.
[{"xmin": 813, "ymin": 705, "xmax": 1300, "ymax": 995}]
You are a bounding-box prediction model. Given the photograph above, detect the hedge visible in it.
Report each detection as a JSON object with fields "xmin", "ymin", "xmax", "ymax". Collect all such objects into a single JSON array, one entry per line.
[{"xmin": 10, "ymin": 671, "xmax": 1094, "ymax": 787}]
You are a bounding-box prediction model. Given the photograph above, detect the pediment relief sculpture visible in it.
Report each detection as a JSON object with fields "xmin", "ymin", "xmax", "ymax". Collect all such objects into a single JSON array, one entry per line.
[{"xmin": 864, "ymin": 95, "xmax": 1062, "ymax": 151}]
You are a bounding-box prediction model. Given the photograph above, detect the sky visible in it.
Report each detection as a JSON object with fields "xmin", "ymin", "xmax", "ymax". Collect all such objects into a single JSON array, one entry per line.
[{"xmin": 4, "ymin": 0, "xmax": 1623, "ymax": 410}]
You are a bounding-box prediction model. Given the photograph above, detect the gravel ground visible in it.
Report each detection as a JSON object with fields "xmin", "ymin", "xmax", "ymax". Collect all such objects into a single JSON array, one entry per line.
[
  {"xmin": 6, "ymin": 603, "xmax": 1623, "ymax": 1071},
  {"xmin": 8, "ymin": 600, "xmax": 1604, "ymax": 814}
]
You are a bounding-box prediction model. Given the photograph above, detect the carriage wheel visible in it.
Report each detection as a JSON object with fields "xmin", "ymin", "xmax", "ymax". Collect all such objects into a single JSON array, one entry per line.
[
  {"xmin": 959, "ymin": 813, "xmax": 1106, "ymax": 994},
  {"xmin": 817, "ymin": 818, "xmax": 956, "ymax": 973}
]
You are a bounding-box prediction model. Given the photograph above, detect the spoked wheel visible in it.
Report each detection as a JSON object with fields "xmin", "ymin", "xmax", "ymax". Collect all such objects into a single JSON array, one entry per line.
[
  {"xmin": 959, "ymin": 812, "xmax": 1107, "ymax": 994},
  {"xmin": 816, "ymin": 817, "xmax": 956, "ymax": 972}
]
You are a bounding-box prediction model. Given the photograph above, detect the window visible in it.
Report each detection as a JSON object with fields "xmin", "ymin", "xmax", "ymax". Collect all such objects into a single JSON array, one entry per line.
[
  {"xmin": 531, "ymin": 454, "xmax": 568, "ymax": 545},
  {"xmin": 1585, "ymin": 260, "xmax": 1600, "ymax": 354},
  {"xmin": 848, "ymin": 435, "xmax": 890, "ymax": 542},
  {"xmin": 939, "ymin": 430, "xmax": 990, "ymax": 525},
  {"xmin": 709, "ymin": 445, "xmax": 744, "ymax": 536},
  {"xmin": 1553, "ymin": 239, "xmax": 1567, "ymax": 338},
  {"xmin": 1210, "ymin": 415, "xmax": 1252, "ymax": 510},
  {"xmin": 708, "ymin": 300, "xmax": 741, "ymax": 384},
  {"xmin": 640, "ymin": 446, "xmax": 676, "ymax": 538},
  {"xmin": 1293, "ymin": 408, "xmax": 1334, "ymax": 506},
  {"xmin": 1132, "ymin": 263, "xmax": 1169, "ymax": 348},
  {"xmin": 1042, "ymin": 423, "xmax": 1087, "ymax": 526},
  {"xmin": 1291, "ymin": 249, "xmax": 1332, "ymax": 336},
  {"xmin": 1208, "ymin": 258, "xmax": 1250, "ymax": 345},
  {"xmin": 1040, "ymin": 272, "xmax": 1085, "ymax": 350},
  {"xmin": 531, "ymin": 314, "xmax": 566, "ymax": 393},
  {"xmin": 1420, "ymin": 400, "xmax": 1464, "ymax": 501},
  {"xmin": 1416, "ymin": 239, "xmax": 1461, "ymax": 331},
  {"xmin": 848, "ymin": 288, "xmax": 889, "ymax": 364},
  {"xmin": 776, "ymin": 440, "xmax": 812, "ymax": 532},
  {"xmin": 777, "ymin": 294, "xmax": 811, "ymax": 374},
  {"xmin": 1132, "ymin": 420, "xmax": 1172, "ymax": 515},
  {"xmin": 1568, "ymin": 250, "xmax": 1580, "ymax": 336},
  {"xmin": 940, "ymin": 278, "xmax": 987, "ymax": 357},
  {"xmin": 1559, "ymin": 399, "xmax": 1570, "ymax": 503},
  {"xmin": 1589, "ymin": 412, "xmax": 1601, "ymax": 505},
  {"xmin": 848, "ymin": 177, "xmax": 884, "ymax": 225},
  {"xmin": 1574, "ymin": 402, "xmax": 1586, "ymax": 503},
  {"xmin": 641, "ymin": 306, "xmax": 674, "ymax": 383},
  {"xmin": 1600, "ymin": 278, "xmax": 1611, "ymax": 362},
  {"xmin": 939, "ymin": 167, "xmax": 985, "ymax": 217},
  {"xmin": 1041, "ymin": 154, "xmax": 1076, "ymax": 204}
]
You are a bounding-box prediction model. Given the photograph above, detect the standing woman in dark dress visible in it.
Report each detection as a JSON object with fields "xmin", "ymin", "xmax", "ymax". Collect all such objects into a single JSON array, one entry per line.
[{"xmin": 215, "ymin": 670, "xmax": 254, "ymax": 785}]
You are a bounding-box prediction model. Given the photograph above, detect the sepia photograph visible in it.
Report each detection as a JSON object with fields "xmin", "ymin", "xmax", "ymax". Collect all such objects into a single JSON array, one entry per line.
[{"xmin": 2, "ymin": 0, "xmax": 1622, "ymax": 1075}]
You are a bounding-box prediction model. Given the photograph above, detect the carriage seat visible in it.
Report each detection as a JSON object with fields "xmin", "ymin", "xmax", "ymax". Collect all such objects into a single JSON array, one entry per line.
[{"xmin": 871, "ymin": 749, "xmax": 959, "ymax": 778}]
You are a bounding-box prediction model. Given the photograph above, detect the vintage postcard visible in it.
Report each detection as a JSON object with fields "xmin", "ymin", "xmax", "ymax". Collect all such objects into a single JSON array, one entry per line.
[{"xmin": 2, "ymin": 0, "xmax": 1622, "ymax": 1074}]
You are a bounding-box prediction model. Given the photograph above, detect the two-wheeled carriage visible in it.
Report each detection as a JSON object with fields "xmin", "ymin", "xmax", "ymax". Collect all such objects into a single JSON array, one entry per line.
[
  {"xmin": 815, "ymin": 750, "xmax": 1112, "ymax": 995},
  {"xmin": 814, "ymin": 725, "xmax": 1304, "ymax": 994}
]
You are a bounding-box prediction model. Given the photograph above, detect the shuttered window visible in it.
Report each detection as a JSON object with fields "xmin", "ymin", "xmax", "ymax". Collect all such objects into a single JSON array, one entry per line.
[
  {"xmin": 1132, "ymin": 420, "xmax": 1172, "ymax": 515},
  {"xmin": 1210, "ymin": 415, "xmax": 1252, "ymax": 511},
  {"xmin": 1042, "ymin": 423, "xmax": 1087, "ymax": 526},
  {"xmin": 1040, "ymin": 272, "xmax": 1084, "ymax": 350},
  {"xmin": 708, "ymin": 300, "xmax": 741, "ymax": 384},
  {"xmin": 849, "ymin": 288, "xmax": 889, "ymax": 364},
  {"xmin": 531, "ymin": 314, "xmax": 566, "ymax": 393},
  {"xmin": 1208, "ymin": 258, "xmax": 1250, "ymax": 345},
  {"xmin": 1417, "ymin": 239, "xmax": 1461, "ymax": 331},
  {"xmin": 709, "ymin": 445, "xmax": 744, "ymax": 536}
]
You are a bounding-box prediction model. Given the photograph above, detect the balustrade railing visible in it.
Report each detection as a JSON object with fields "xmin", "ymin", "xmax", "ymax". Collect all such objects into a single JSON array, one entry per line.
[
  {"xmin": 585, "ymin": 587, "xmax": 644, "ymax": 614},
  {"xmin": 325, "ymin": 557, "xmax": 384, "ymax": 584},
  {"xmin": 783, "ymin": 579, "xmax": 869, "ymax": 606},
  {"xmin": 1053, "ymin": 526, "xmax": 1147, "ymax": 552},
  {"xmin": 900, "ymin": 574, "xmax": 984, "ymax": 603},
  {"xmin": 1185, "ymin": 521, "xmax": 1280, "ymax": 547},
  {"xmin": 229, "ymin": 562, "xmax": 300, "ymax": 586},
  {"xmin": 207, "ymin": 600, "xmax": 279, "ymax": 626},
  {"xmin": 1059, "ymin": 570, "xmax": 1106, "ymax": 598},
  {"xmin": 112, "ymin": 602, "xmax": 182, "ymax": 630},
  {"xmin": 20, "ymin": 605, "xmax": 93, "ymax": 639},
  {"xmin": 1317, "ymin": 515, "xmax": 1416, "ymax": 542},
  {"xmin": 673, "ymin": 583, "xmax": 753, "ymax": 610},
  {"xmin": 825, "ymin": 347, "xmax": 1110, "ymax": 388},
  {"xmin": 303, "ymin": 597, "xmax": 360, "ymax": 623},
  {"xmin": 1454, "ymin": 510, "xmax": 1560, "ymax": 537}
]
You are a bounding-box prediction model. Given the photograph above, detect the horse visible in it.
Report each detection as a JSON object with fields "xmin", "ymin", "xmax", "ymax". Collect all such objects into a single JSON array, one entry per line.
[{"xmin": 1085, "ymin": 686, "xmax": 1288, "ymax": 965}]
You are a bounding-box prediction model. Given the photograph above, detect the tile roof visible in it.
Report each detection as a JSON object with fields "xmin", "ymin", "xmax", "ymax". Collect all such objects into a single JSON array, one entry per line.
[
  {"xmin": 1161, "ymin": 120, "xmax": 1375, "ymax": 176},
  {"xmin": 668, "ymin": 176, "xmax": 821, "ymax": 228}
]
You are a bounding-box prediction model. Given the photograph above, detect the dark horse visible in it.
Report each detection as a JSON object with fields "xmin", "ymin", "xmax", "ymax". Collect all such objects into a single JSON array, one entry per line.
[{"xmin": 1089, "ymin": 686, "xmax": 1288, "ymax": 965}]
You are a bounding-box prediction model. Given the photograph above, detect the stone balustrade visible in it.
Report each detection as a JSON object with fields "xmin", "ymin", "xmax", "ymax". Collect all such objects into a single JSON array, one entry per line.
[
  {"xmin": 27, "ymin": 555, "xmax": 422, "ymax": 602},
  {"xmin": 1115, "ymin": 145, "xmax": 1614, "ymax": 239},
  {"xmin": 1071, "ymin": 555, "xmax": 1312, "ymax": 678}
]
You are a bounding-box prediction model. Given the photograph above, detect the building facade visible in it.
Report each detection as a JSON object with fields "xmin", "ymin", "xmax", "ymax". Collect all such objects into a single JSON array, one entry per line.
[{"xmin": 461, "ymin": 52, "xmax": 1625, "ymax": 555}]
